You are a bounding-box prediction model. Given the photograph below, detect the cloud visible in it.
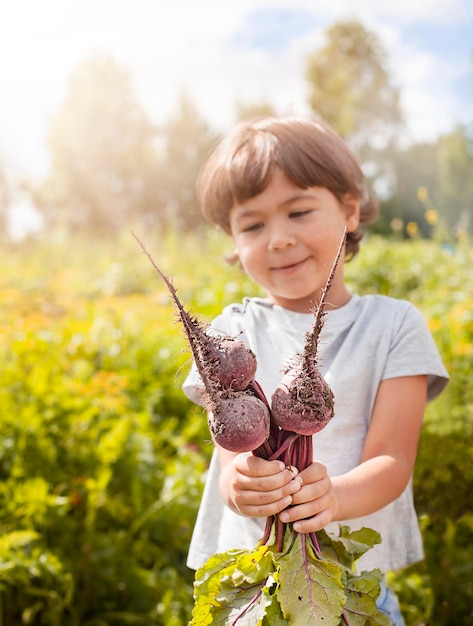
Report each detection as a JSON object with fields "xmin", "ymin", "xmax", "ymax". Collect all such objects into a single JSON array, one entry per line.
[{"xmin": 232, "ymin": 7, "xmax": 320, "ymax": 53}]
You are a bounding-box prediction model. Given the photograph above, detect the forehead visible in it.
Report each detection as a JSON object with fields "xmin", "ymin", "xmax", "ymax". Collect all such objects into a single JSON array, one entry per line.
[{"xmin": 229, "ymin": 170, "xmax": 328, "ymax": 222}]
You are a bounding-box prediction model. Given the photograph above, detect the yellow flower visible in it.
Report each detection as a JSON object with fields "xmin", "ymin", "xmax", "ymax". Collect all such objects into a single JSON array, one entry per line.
[
  {"xmin": 427, "ymin": 318, "xmax": 442, "ymax": 332},
  {"xmin": 425, "ymin": 209, "xmax": 438, "ymax": 225},
  {"xmin": 417, "ymin": 187, "xmax": 429, "ymax": 203},
  {"xmin": 406, "ymin": 222, "xmax": 419, "ymax": 238},
  {"xmin": 390, "ymin": 218, "xmax": 404, "ymax": 232}
]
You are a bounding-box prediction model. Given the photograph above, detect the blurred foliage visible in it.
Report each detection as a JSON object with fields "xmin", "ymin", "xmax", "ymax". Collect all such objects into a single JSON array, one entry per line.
[
  {"xmin": 154, "ymin": 94, "xmax": 218, "ymax": 233},
  {"xmin": 0, "ymin": 231, "xmax": 471, "ymax": 624},
  {"xmin": 29, "ymin": 56, "xmax": 217, "ymax": 238},
  {"xmin": 32, "ymin": 55, "xmax": 159, "ymax": 236},
  {"xmin": 435, "ymin": 125, "xmax": 473, "ymax": 235},
  {"xmin": 376, "ymin": 124, "xmax": 473, "ymax": 239},
  {"xmin": 1, "ymin": 19, "xmax": 470, "ymax": 242},
  {"xmin": 346, "ymin": 236, "xmax": 473, "ymax": 625},
  {"xmin": 0, "ymin": 230, "xmax": 256, "ymax": 625},
  {"xmin": 306, "ymin": 20, "xmax": 403, "ymax": 154}
]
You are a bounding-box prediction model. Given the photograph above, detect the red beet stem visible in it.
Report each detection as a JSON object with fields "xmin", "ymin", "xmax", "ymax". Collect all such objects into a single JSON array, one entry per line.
[
  {"xmin": 132, "ymin": 231, "xmax": 216, "ymax": 398},
  {"xmin": 132, "ymin": 232, "xmax": 257, "ymax": 402},
  {"xmin": 302, "ymin": 226, "xmax": 347, "ymax": 369}
]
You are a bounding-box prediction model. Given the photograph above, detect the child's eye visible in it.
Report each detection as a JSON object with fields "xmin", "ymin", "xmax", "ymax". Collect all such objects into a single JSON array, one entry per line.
[
  {"xmin": 290, "ymin": 209, "xmax": 312, "ymax": 219},
  {"xmin": 242, "ymin": 222, "xmax": 263, "ymax": 233}
]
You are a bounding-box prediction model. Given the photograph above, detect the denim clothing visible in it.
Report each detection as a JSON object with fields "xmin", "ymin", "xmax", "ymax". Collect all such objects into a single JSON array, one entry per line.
[{"xmin": 377, "ymin": 583, "xmax": 405, "ymax": 626}]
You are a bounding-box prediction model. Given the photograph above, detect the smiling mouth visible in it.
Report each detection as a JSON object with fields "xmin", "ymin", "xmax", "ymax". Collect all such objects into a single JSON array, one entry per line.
[{"xmin": 272, "ymin": 258, "xmax": 308, "ymax": 272}]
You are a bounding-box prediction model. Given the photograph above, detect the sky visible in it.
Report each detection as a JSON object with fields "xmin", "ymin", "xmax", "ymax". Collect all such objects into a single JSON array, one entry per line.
[{"xmin": 0, "ymin": 0, "xmax": 472, "ymax": 184}]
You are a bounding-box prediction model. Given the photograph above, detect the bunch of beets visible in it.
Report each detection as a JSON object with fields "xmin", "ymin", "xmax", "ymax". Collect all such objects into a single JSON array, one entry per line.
[{"xmin": 133, "ymin": 230, "xmax": 392, "ymax": 626}]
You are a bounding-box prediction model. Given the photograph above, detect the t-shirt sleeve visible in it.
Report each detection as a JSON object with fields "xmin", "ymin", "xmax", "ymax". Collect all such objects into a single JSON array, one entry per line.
[{"xmin": 382, "ymin": 302, "xmax": 449, "ymax": 401}]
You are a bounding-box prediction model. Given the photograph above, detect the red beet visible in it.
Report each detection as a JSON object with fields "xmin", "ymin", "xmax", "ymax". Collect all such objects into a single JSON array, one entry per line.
[
  {"xmin": 203, "ymin": 337, "xmax": 257, "ymax": 392},
  {"xmin": 133, "ymin": 232, "xmax": 269, "ymax": 453},
  {"xmin": 271, "ymin": 367, "xmax": 334, "ymax": 435},
  {"xmin": 270, "ymin": 229, "xmax": 346, "ymax": 436},
  {"xmin": 208, "ymin": 392, "xmax": 270, "ymax": 452},
  {"xmin": 132, "ymin": 232, "xmax": 257, "ymax": 394}
]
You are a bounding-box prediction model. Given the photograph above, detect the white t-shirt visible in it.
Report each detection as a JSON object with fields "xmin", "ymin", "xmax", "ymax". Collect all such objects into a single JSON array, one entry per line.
[{"xmin": 183, "ymin": 294, "xmax": 449, "ymax": 573}]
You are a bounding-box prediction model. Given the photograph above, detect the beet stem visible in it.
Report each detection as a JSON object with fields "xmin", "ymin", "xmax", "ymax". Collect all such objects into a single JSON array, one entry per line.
[
  {"xmin": 267, "ymin": 433, "xmax": 298, "ymax": 462},
  {"xmin": 261, "ymin": 516, "xmax": 275, "ymax": 545},
  {"xmin": 132, "ymin": 231, "xmax": 218, "ymax": 403},
  {"xmin": 277, "ymin": 515, "xmax": 286, "ymax": 552},
  {"xmin": 301, "ymin": 533, "xmax": 318, "ymax": 617},
  {"xmin": 309, "ymin": 532, "xmax": 322, "ymax": 558},
  {"xmin": 253, "ymin": 439, "xmax": 274, "ymax": 459},
  {"xmin": 302, "ymin": 226, "xmax": 347, "ymax": 368},
  {"xmin": 230, "ymin": 583, "xmax": 267, "ymax": 625}
]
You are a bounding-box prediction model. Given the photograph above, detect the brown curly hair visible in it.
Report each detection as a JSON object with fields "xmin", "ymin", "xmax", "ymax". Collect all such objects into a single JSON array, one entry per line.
[{"xmin": 197, "ymin": 115, "xmax": 379, "ymax": 260}]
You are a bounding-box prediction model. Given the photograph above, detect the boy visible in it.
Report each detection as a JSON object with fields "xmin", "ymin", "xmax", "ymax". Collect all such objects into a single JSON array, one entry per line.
[{"xmin": 183, "ymin": 116, "xmax": 448, "ymax": 624}]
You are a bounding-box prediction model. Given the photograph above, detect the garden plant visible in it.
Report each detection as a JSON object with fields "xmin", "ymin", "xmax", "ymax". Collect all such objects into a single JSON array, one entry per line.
[{"xmin": 0, "ymin": 231, "xmax": 471, "ymax": 625}]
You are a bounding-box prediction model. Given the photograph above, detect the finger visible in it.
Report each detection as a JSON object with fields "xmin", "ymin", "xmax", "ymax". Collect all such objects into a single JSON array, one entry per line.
[
  {"xmin": 293, "ymin": 508, "xmax": 333, "ymax": 534},
  {"xmin": 298, "ymin": 461, "xmax": 328, "ymax": 483},
  {"xmin": 235, "ymin": 493, "xmax": 295, "ymax": 518},
  {"xmin": 238, "ymin": 456, "xmax": 295, "ymax": 478},
  {"xmin": 290, "ymin": 475, "xmax": 331, "ymax": 506},
  {"xmin": 235, "ymin": 473, "xmax": 302, "ymax": 507},
  {"xmin": 237, "ymin": 471, "xmax": 299, "ymax": 497},
  {"xmin": 279, "ymin": 492, "xmax": 333, "ymax": 529}
]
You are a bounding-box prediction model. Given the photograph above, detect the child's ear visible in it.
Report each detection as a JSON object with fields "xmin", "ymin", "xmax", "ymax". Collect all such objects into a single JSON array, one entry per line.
[{"xmin": 342, "ymin": 193, "xmax": 360, "ymax": 232}]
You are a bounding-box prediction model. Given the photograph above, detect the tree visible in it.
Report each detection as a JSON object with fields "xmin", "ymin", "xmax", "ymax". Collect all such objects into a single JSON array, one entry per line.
[
  {"xmin": 305, "ymin": 20, "xmax": 403, "ymax": 161},
  {"xmin": 235, "ymin": 100, "xmax": 277, "ymax": 122},
  {"xmin": 382, "ymin": 125, "xmax": 473, "ymax": 240},
  {"xmin": 35, "ymin": 55, "xmax": 159, "ymax": 236},
  {"xmin": 375, "ymin": 141, "xmax": 439, "ymax": 238},
  {"xmin": 435, "ymin": 124, "xmax": 473, "ymax": 235},
  {"xmin": 156, "ymin": 93, "xmax": 217, "ymax": 232}
]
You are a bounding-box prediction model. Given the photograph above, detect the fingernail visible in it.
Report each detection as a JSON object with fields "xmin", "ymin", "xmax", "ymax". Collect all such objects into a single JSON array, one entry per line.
[
  {"xmin": 282, "ymin": 496, "xmax": 292, "ymax": 509},
  {"xmin": 280, "ymin": 509, "xmax": 290, "ymax": 522}
]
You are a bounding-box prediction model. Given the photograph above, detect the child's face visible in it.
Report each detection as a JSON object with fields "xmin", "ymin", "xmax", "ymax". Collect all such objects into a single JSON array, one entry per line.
[{"xmin": 229, "ymin": 169, "xmax": 359, "ymax": 313}]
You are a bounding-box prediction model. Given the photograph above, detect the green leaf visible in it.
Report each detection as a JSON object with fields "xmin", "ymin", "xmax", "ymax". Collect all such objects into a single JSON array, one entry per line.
[
  {"xmin": 231, "ymin": 546, "xmax": 275, "ymax": 587},
  {"xmin": 262, "ymin": 581, "xmax": 290, "ymax": 625},
  {"xmin": 190, "ymin": 545, "xmax": 275, "ymax": 625},
  {"xmin": 318, "ymin": 525, "xmax": 382, "ymax": 568},
  {"xmin": 342, "ymin": 569, "xmax": 392, "ymax": 626},
  {"xmin": 191, "ymin": 552, "xmax": 238, "ymax": 624},
  {"xmin": 276, "ymin": 534, "xmax": 346, "ymax": 626}
]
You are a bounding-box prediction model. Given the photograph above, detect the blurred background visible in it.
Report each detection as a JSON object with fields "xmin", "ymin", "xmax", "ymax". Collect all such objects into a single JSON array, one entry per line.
[
  {"xmin": 0, "ymin": 2, "xmax": 472, "ymax": 625},
  {"xmin": 0, "ymin": 0, "xmax": 472, "ymax": 241}
]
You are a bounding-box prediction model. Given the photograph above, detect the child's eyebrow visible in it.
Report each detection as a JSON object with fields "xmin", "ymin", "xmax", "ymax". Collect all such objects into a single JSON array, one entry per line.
[
  {"xmin": 230, "ymin": 208, "xmax": 260, "ymax": 224},
  {"xmin": 279, "ymin": 192, "xmax": 319, "ymax": 206},
  {"xmin": 232, "ymin": 192, "xmax": 319, "ymax": 222}
]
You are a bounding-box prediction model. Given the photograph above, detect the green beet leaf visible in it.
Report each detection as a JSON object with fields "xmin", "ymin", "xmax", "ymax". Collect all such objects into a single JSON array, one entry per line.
[
  {"xmin": 342, "ymin": 569, "xmax": 392, "ymax": 626},
  {"xmin": 190, "ymin": 525, "xmax": 394, "ymax": 625},
  {"xmin": 190, "ymin": 545, "xmax": 276, "ymax": 625},
  {"xmin": 318, "ymin": 525, "xmax": 382, "ymax": 568},
  {"xmin": 261, "ymin": 576, "xmax": 290, "ymax": 625},
  {"xmin": 276, "ymin": 533, "xmax": 346, "ymax": 626},
  {"xmin": 229, "ymin": 545, "xmax": 275, "ymax": 587}
]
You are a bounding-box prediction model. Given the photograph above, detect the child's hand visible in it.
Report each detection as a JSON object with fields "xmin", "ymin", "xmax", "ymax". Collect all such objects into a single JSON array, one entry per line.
[
  {"xmin": 279, "ymin": 461, "xmax": 338, "ymax": 533},
  {"xmin": 219, "ymin": 452, "xmax": 302, "ymax": 518}
]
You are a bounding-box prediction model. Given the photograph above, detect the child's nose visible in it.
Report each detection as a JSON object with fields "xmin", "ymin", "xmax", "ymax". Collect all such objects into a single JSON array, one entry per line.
[{"xmin": 268, "ymin": 225, "xmax": 296, "ymax": 250}]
